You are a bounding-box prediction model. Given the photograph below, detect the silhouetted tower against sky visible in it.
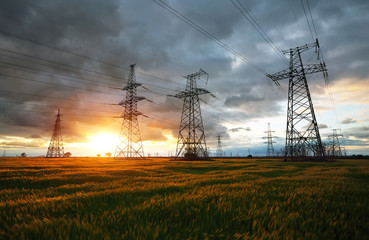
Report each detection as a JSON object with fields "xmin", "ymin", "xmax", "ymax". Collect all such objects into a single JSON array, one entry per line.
[
  {"xmin": 328, "ymin": 129, "xmax": 343, "ymax": 157},
  {"xmin": 115, "ymin": 64, "xmax": 145, "ymax": 158},
  {"xmin": 263, "ymin": 123, "xmax": 276, "ymax": 157},
  {"xmin": 174, "ymin": 69, "xmax": 211, "ymax": 160},
  {"xmin": 46, "ymin": 109, "xmax": 64, "ymax": 158},
  {"xmin": 216, "ymin": 134, "xmax": 223, "ymax": 157},
  {"xmin": 267, "ymin": 39, "xmax": 328, "ymax": 161}
]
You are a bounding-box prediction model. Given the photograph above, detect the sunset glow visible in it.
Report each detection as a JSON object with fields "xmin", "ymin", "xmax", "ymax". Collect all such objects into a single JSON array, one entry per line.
[{"xmin": 87, "ymin": 133, "xmax": 118, "ymax": 155}]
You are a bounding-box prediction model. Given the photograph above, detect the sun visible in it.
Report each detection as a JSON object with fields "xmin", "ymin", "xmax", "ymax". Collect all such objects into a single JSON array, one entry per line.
[{"xmin": 88, "ymin": 133, "xmax": 118, "ymax": 154}]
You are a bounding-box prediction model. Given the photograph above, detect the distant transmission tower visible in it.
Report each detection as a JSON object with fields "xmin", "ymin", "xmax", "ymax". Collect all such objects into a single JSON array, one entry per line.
[
  {"xmin": 174, "ymin": 69, "xmax": 211, "ymax": 160},
  {"xmin": 115, "ymin": 64, "xmax": 145, "ymax": 158},
  {"xmin": 328, "ymin": 129, "xmax": 344, "ymax": 157},
  {"xmin": 216, "ymin": 134, "xmax": 223, "ymax": 157},
  {"xmin": 267, "ymin": 39, "xmax": 328, "ymax": 161},
  {"xmin": 263, "ymin": 123, "xmax": 276, "ymax": 156},
  {"xmin": 46, "ymin": 109, "xmax": 64, "ymax": 158}
]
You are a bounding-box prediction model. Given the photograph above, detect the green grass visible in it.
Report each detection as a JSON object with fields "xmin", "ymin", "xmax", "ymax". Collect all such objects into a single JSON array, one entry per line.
[{"xmin": 0, "ymin": 157, "xmax": 368, "ymax": 239}]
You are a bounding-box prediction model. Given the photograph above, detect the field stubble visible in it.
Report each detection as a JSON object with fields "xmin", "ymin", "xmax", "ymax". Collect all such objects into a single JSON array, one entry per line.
[{"xmin": 0, "ymin": 157, "xmax": 368, "ymax": 239}]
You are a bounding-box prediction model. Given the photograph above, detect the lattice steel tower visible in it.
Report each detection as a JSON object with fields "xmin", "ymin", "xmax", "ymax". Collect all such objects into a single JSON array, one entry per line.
[
  {"xmin": 267, "ymin": 39, "xmax": 328, "ymax": 161},
  {"xmin": 174, "ymin": 69, "xmax": 211, "ymax": 160},
  {"xmin": 216, "ymin": 134, "xmax": 223, "ymax": 157},
  {"xmin": 115, "ymin": 64, "xmax": 145, "ymax": 158},
  {"xmin": 328, "ymin": 129, "xmax": 343, "ymax": 157},
  {"xmin": 46, "ymin": 109, "xmax": 64, "ymax": 158},
  {"xmin": 263, "ymin": 123, "xmax": 276, "ymax": 157}
]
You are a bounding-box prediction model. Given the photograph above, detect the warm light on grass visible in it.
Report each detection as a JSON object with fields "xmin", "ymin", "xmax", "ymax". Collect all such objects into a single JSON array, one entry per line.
[{"xmin": 0, "ymin": 158, "xmax": 368, "ymax": 239}]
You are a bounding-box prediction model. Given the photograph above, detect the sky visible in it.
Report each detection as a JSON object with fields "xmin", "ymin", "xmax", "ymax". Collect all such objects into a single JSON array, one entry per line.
[{"xmin": 0, "ymin": 0, "xmax": 368, "ymax": 157}]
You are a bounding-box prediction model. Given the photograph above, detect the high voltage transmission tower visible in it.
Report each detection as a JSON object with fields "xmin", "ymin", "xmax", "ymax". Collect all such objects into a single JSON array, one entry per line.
[
  {"xmin": 327, "ymin": 129, "xmax": 344, "ymax": 157},
  {"xmin": 267, "ymin": 39, "xmax": 328, "ymax": 161},
  {"xmin": 115, "ymin": 64, "xmax": 145, "ymax": 158},
  {"xmin": 216, "ymin": 134, "xmax": 223, "ymax": 157},
  {"xmin": 174, "ymin": 69, "xmax": 211, "ymax": 160},
  {"xmin": 46, "ymin": 109, "xmax": 64, "ymax": 158},
  {"xmin": 263, "ymin": 123, "xmax": 276, "ymax": 157}
]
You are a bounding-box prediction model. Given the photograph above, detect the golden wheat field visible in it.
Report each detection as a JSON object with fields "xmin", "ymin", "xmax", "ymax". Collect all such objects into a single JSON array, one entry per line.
[{"xmin": 0, "ymin": 157, "xmax": 368, "ymax": 239}]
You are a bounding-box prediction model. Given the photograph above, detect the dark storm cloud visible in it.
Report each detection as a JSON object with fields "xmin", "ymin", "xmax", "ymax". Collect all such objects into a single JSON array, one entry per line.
[
  {"xmin": 0, "ymin": 0, "xmax": 368, "ymax": 154},
  {"xmin": 224, "ymin": 92, "xmax": 282, "ymax": 118}
]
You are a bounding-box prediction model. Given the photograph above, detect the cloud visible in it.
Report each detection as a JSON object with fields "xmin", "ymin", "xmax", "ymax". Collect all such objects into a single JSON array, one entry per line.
[
  {"xmin": 30, "ymin": 134, "xmax": 42, "ymax": 138},
  {"xmin": 228, "ymin": 127, "xmax": 251, "ymax": 132},
  {"xmin": 0, "ymin": 0, "xmax": 368, "ymax": 155},
  {"xmin": 346, "ymin": 126, "xmax": 369, "ymax": 139},
  {"xmin": 340, "ymin": 118, "xmax": 356, "ymax": 124},
  {"xmin": 343, "ymin": 138, "xmax": 368, "ymax": 147},
  {"xmin": 224, "ymin": 92, "xmax": 283, "ymax": 119},
  {"xmin": 318, "ymin": 124, "xmax": 328, "ymax": 129},
  {"xmin": 0, "ymin": 139, "xmax": 44, "ymax": 148}
]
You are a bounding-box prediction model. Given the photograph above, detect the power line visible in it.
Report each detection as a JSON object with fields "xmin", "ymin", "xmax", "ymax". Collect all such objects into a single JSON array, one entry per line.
[
  {"xmin": 305, "ymin": 0, "xmax": 318, "ymax": 39},
  {"xmin": 300, "ymin": 0, "xmax": 315, "ymax": 42},
  {"xmin": 17, "ymin": 0, "xmax": 188, "ymax": 88},
  {"xmin": 0, "ymin": 89, "xmax": 115, "ymax": 105},
  {"xmin": 0, "ymin": 61, "xmax": 121, "ymax": 90},
  {"xmin": 0, "ymin": 28, "xmax": 128, "ymax": 71},
  {"xmin": 230, "ymin": 0, "xmax": 289, "ymax": 65},
  {"xmin": 0, "ymin": 37, "xmax": 184, "ymax": 89},
  {"xmin": 0, "ymin": 72, "xmax": 123, "ymax": 96},
  {"xmin": 0, "ymin": 108, "xmax": 118, "ymax": 118},
  {"xmin": 301, "ymin": 0, "xmax": 337, "ymax": 127},
  {"xmin": 0, "ymin": 47, "xmax": 186, "ymax": 94},
  {"xmin": 0, "ymin": 47, "xmax": 123, "ymax": 82},
  {"xmin": 0, "ymin": 100, "xmax": 121, "ymax": 114},
  {"xmin": 152, "ymin": 0, "xmax": 268, "ymax": 75},
  {"xmin": 145, "ymin": 89, "xmax": 252, "ymax": 127}
]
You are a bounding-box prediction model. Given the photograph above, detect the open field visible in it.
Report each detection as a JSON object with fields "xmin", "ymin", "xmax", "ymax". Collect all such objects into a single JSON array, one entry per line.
[{"xmin": 0, "ymin": 157, "xmax": 368, "ymax": 239}]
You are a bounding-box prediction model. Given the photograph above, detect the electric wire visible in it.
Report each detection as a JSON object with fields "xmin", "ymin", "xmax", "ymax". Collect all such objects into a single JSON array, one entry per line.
[
  {"xmin": 152, "ymin": 0, "xmax": 268, "ymax": 75},
  {"xmin": 305, "ymin": 0, "xmax": 318, "ymax": 39},
  {"xmin": 0, "ymin": 108, "xmax": 117, "ymax": 118},
  {"xmin": 302, "ymin": 0, "xmax": 339, "ymax": 128},
  {"xmin": 0, "ymin": 47, "xmax": 123, "ymax": 81},
  {"xmin": 0, "ymin": 89, "xmax": 116, "ymax": 105},
  {"xmin": 300, "ymin": 0, "xmax": 315, "ymax": 42},
  {"xmin": 0, "ymin": 47, "xmax": 186, "ymax": 93},
  {"xmin": 0, "ymin": 30, "xmax": 185, "ymax": 88},
  {"xmin": 0, "ymin": 72, "xmax": 123, "ymax": 96},
  {"xmin": 0, "ymin": 100, "xmax": 121, "ymax": 114},
  {"xmin": 230, "ymin": 0, "xmax": 289, "ymax": 65},
  {"xmin": 0, "ymin": 52, "xmax": 185, "ymax": 98},
  {"xmin": 0, "ymin": 61, "xmax": 121, "ymax": 90}
]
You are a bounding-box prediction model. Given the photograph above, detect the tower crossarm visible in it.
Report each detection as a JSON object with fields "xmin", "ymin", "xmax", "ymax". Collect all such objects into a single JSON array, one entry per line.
[
  {"xmin": 174, "ymin": 88, "xmax": 210, "ymax": 99},
  {"xmin": 282, "ymin": 39, "xmax": 319, "ymax": 55},
  {"xmin": 266, "ymin": 68, "xmax": 291, "ymax": 82},
  {"xmin": 123, "ymin": 82, "xmax": 142, "ymax": 90},
  {"xmin": 267, "ymin": 63, "xmax": 327, "ymax": 82},
  {"xmin": 120, "ymin": 111, "xmax": 142, "ymax": 118},
  {"xmin": 184, "ymin": 69, "xmax": 209, "ymax": 82},
  {"xmin": 119, "ymin": 96, "xmax": 145, "ymax": 105},
  {"xmin": 195, "ymin": 88, "xmax": 210, "ymax": 95},
  {"xmin": 304, "ymin": 63, "xmax": 327, "ymax": 76}
]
